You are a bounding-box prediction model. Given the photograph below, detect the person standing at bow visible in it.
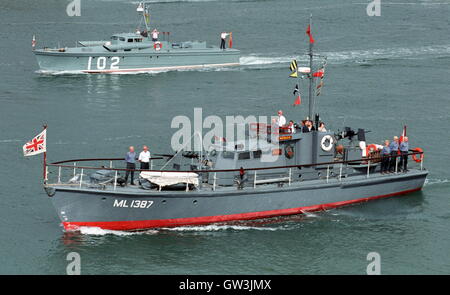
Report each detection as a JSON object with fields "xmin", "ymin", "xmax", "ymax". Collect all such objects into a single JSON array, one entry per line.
[
  {"xmin": 125, "ymin": 146, "xmax": 136, "ymax": 185},
  {"xmin": 138, "ymin": 145, "xmax": 151, "ymax": 170}
]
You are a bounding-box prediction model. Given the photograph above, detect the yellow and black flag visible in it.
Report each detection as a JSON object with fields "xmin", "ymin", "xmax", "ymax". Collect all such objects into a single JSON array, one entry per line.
[
  {"xmin": 289, "ymin": 60, "xmax": 298, "ymax": 78},
  {"xmin": 290, "ymin": 60, "xmax": 298, "ymax": 72}
]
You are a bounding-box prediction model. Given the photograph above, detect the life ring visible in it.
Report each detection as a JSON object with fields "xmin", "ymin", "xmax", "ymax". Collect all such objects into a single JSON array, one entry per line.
[
  {"xmin": 285, "ymin": 144, "xmax": 294, "ymax": 159},
  {"xmin": 366, "ymin": 144, "xmax": 378, "ymax": 156},
  {"xmin": 412, "ymin": 147, "xmax": 424, "ymax": 163},
  {"xmin": 154, "ymin": 42, "xmax": 162, "ymax": 51},
  {"xmin": 320, "ymin": 135, "xmax": 334, "ymax": 152}
]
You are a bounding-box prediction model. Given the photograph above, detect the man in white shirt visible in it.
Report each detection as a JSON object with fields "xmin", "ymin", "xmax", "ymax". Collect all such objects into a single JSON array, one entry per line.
[
  {"xmin": 138, "ymin": 145, "xmax": 151, "ymax": 170},
  {"xmin": 277, "ymin": 110, "xmax": 286, "ymax": 127},
  {"xmin": 220, "ymin": 32, "xmax": 229, "ymax": 50},
  {"xmin": 152, "ymin": 29, "xmax": 159, "ymax": 41}
]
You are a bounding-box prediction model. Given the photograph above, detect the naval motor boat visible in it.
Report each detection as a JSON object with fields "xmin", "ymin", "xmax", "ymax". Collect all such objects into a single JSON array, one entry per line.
[{"xmin": 33, "ymin": 2, "xmax": 240, "ymax": 73}]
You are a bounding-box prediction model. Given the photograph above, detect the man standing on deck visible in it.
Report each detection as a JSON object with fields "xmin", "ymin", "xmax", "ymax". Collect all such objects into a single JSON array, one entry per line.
[
  {"xmin": 380, "ymin": 140, "xmax": 391, "ymax": 174},
  {"xmin": 151, "ymin": 29, "xmax": 160, "ymax": 41},
  {"xmin": 220, "ymin": 32, "xmax": 229, "ymax": 50},
  {"xmin": 138, "ymin": 145, "xmax": 151, "ymax": 170},
  {"xmin": 277, "ymin": 110, "xmax": 286, "ymax": 127},
  {"xmin": 389, "ymin": 136, "xmax": 399, "ymax": 172},
  {"xmin": 125, "ymin": 146, "xmax": 136, "ymax": 185},
  {"xmin": 399, "ymin": 136, "xmax": 409, "ymax": 172}
]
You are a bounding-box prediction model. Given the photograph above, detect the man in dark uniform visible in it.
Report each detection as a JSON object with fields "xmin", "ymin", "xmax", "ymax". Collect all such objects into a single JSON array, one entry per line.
[
  {"xmin": 389, "ymin": 136, "xmax": 399, "ymax": 172},
  {"xmin": 380, "ymin": 140, "xmax": 391, "ymax": 174},
  {"xmin": 399, "ymin": 136, "xmax": 409, "ymax": 172},
  {"xmin": 124, "ymin": 146, "xmax": 136, "ymax": 185}
]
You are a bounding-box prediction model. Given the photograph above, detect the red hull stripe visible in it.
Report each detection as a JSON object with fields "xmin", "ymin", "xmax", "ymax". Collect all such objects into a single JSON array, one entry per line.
[{"xmin": 63, "ymin": 187, "xmax": 422, "ymax": 231}]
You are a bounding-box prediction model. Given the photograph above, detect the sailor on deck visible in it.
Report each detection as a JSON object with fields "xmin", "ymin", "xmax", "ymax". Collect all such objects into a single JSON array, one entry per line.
[
  {"xmin": 125, "ymin": 146, "xmax": 136, "ymax": 185},
  {"xmin": 151, "ymin": 29, "xmax": 160, "ymax": 41},
  {"xmin": 302, "ymin": 120, "xmax": 315, "ymax": 133},
  {"xmin": 318, "ymin": 122, "xmax": 327, "ymax": 132},
  {"xmin": 220, "ymin": 32, "xmax": 229, "ymax": 50},
  {"xmin": 277, "ymin": 110, "xmax": 286, "ymax": 127},
  {"xmin": 389, "ymin": 136, "xmax": 399, "ymax": 172},
  {"xmin": 380, "ymin": 140, "xmax": 391, "ymax": 174},
  {"xmin": 138, "ymin": 145, "xmax": 151, "ymax": 170},
  {"xmin": 399, "ymin": 136, "xmax": 409, "ymax": 172}
]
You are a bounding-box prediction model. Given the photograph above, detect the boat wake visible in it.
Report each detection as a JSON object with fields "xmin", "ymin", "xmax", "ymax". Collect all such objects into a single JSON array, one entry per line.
[
  {"xmin": 77, "ymin": 226, "xmax": 159, "ymax": 236},
  {"xmin": 74, "ymin": 224, "xmax": 282, "ymax": 236},
  {"xmin": 160, "ymin": 224, "xmax": 281, "ymax": 232},
  {"xmin": 424, "ymin": 178, "xmax": 450, "ymax": 187}
]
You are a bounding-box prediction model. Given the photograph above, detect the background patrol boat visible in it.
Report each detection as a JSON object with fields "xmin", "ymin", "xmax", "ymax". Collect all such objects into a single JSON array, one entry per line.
[
  {"xmin": 41, "ymin": 22, "xmax": 427, "ymax": 231},
  {"xmin": 33, "ymin": 2, "xmax": 240, "ymax": 74}
]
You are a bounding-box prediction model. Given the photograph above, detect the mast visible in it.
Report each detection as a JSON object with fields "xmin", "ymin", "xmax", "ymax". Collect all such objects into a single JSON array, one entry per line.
[{"xmin": 307, "ymin": 14, "xmax": 314, "ymax": 120}]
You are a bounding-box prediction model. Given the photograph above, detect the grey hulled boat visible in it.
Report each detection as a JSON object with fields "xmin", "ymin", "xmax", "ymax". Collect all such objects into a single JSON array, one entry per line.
[
  {"xmin": 33, "ymin": 2, "xmax": 240, "ymax": 73},
  {"xmin": 42, "ymin": 21, "xmax": 427, "ymax": 231}
]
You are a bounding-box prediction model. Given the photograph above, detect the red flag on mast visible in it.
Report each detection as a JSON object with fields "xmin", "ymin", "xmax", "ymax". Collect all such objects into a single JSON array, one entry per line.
[
  {"xmin": 293, "ymin": 95, "xmax": 301, "ymax": 106},
  {"xmin": 306, "ymin": 25, "xmax": 314, "ymax": 44}
]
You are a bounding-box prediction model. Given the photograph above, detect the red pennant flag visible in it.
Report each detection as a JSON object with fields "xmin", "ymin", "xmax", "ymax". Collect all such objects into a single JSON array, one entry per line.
[
  {"xmin": 293, "ymin": 95, "xmax": 301, "ymax": 106},
  {"xmin": 306, "ymin": 25, "xmax": 314, "ymax": 44}
]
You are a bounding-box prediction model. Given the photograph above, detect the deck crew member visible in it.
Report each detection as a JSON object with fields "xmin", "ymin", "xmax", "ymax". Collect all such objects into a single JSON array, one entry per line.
[
  {"xmin": 399, "ymin": 136, "xmax": 409, "ymax": 172},
  {"xmin": 288, "ymin": 120, "xmax": 296, "ymax": 133},
  {"xmin": 220, "ymin": 32, "xmax": 229, "ymax": 50},
  {"xmin": 318, "ymin": 122, "xmax": 327, "ymax": 132},
  {"xmin": 138, "ymin": 145, "xmax": 151, "ymax": 170},
  {"xmin": 277, "ymin": 110, "xmax": 286, "ymax": 127},
  {"xmin": 125, "ymin": 146, "xmax": 136, "ymax": 185},
  {"xmin": 151, "ymin": 29, "xmax": 160, "ymax": 41},
  {"xmin": 380, "ymin": 140, "xmax": 391, "ymax": 174},
  {"xmin": 389, "ymin": 136, "xmax": 399, "ymax": 172},
  {"xmin": 302, "ymin": 120, "xmax": 315, "ymax": 133}
]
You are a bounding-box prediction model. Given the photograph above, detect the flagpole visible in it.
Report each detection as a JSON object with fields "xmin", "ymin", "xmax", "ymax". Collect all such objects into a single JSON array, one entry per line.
[
  {"xmin": 308, "ymin": 14, "xmax": 314, "ymax": 121},
  {"xmin": 42, "ymin": 124, "xmax": 47, "ymax": 184}
]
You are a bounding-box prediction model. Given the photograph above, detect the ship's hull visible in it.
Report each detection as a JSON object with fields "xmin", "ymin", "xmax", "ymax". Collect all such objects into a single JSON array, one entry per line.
[
  {"xmin": 34, "ymin": 49, "xmax": 240, "ymax": 73},
  {"xmin": 49, "ymin": 169, "xmax": 428, "ymax": 231}
]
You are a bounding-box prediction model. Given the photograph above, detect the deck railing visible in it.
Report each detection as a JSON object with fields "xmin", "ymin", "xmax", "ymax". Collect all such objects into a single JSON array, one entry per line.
[{"xmin": 44, "ymin": 150, "xmax": 425, "ymax": 190}]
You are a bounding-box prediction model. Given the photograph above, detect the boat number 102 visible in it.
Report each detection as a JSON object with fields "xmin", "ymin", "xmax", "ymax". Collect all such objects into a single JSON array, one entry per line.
[{"xmin": 87, "ymin": 56, "xmax": 120, "ymax": 70}]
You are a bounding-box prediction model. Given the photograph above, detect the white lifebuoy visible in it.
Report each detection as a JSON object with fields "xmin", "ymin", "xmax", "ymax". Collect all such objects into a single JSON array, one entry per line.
[
  {"xmin": 154, "ymin": 41, "xmax": 162, "ymax": 51},
  {"xmin": 320, "ymin": 135, "xmax": 334, "ymax": 152}
]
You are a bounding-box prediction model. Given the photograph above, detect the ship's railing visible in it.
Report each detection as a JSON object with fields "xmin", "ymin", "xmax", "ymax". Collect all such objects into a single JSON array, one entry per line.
[{"xmin": 44, "ymin": 150, "xmax": 425, "ymax": 190}]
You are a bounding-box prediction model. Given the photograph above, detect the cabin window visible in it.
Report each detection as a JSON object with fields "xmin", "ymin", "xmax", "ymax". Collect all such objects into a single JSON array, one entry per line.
[
  {"xmin": 134, "ymin": 38, "xmax": 142, "ymax": 42},
  {"xmin": 128, "ymin": 39, "xmax": 133, "ymax": 43},
  {"xmin": 222, "ymin": 151, "xmax": 235, "ymax": 159},
  {"xmin": 238, "ymin": 152, "xmax": 251, "ymax": 160},
  {"xmin": 252, "ymin": 150, "xmax": 262, "ymax": 159},
  {"xmin": 119, "ymin": 37, "xmax": 125, "ymax": 41},
  {"xmin": 111, "ymin": 36, "xmax": 118, "ymax": 40}
]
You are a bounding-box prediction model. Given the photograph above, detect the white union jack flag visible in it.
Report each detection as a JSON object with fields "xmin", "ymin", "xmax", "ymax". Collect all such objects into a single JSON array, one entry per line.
[{"xmin": 23, "ymin": 129, "xmax": 46, "ymax": 157}]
